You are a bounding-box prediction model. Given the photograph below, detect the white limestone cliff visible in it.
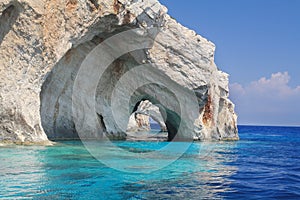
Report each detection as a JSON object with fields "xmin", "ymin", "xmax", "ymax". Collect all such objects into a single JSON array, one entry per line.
[{"xmin": 0, "ymin": 0, "xmax": 238, "ymax": 144}]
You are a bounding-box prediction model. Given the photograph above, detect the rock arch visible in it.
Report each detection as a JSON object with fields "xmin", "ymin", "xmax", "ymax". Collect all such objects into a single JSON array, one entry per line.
[
  {"xmin": 0, "ymin": 0, "xmax": 239, "ymax": 143},
  {"xmin": 127, "ymin": 100, "xmax": 167, "ymax": 133}
]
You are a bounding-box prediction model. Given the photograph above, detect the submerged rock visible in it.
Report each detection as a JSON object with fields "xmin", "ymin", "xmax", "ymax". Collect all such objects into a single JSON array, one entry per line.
[{"xmin": 0, "ymin": 0, "xmax": 238, "ymax": 143}]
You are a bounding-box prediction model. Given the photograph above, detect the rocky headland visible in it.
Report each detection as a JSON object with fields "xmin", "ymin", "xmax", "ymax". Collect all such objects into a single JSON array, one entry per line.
[{"xmin": 0, "ymin": 0, "xmax": 238, "ymax": 144}]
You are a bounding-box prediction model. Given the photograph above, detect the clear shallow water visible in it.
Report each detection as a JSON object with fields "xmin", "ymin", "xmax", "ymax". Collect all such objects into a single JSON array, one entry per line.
[{"xmin": 0, "ymin": 126, "xmax": 300, "ymax": 199}]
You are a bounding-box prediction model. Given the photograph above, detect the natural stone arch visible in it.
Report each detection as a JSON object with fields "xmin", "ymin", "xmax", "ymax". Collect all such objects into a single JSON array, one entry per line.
[
  {"xmin": 40, "ymin": 36, "xmax": 100, "ymax": 140},
  {"xmin": 120, "ymin": 82, "xmax": 193, "ymax": 142},
  {"xmin": 127, "ymin": 100, "xmax": 167, "ymax": 133},
  {"xmin": 0, "ymin": 0, "xmax": 239, "ymax": 143},
  {"xmin": 40, "ymin": 27, "xmax": 142, "ymax": 140}
]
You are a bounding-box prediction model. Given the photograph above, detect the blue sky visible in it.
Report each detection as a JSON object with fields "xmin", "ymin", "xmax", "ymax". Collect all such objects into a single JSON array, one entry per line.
[{"xmin": 159, "ymin": 0, "xmax": 300, "ymax": 126}]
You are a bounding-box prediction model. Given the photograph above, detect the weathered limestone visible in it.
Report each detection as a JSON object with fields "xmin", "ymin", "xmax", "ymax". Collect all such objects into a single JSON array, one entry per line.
[
  {"xmin": 0, "ymin": 0, "xmax": 238, "ymax": 143},
  {"xmin": 127, "ymin": 100, "xmax": 167, "ymax": 132}
]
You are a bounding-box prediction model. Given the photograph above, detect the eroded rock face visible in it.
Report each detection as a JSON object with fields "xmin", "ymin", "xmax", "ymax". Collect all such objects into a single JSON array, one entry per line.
[
  {"xmin": 127, "ymin": 100, "xmax": 167, "ymax": 132},
  {"xmin": 0, "ymin": 0, "xmax": 238, "ymax": 143}
]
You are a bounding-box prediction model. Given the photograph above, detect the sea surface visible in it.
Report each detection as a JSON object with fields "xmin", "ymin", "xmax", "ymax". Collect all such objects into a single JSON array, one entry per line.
[{"xmin": 0, "ymin": 125, "xmax": 300, "ymax": 199}]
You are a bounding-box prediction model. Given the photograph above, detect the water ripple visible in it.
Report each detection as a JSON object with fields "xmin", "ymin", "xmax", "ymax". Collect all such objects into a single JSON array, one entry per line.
[{"xmin": 0, "ymin": 126, "xmax": 300, "ymax": 199}]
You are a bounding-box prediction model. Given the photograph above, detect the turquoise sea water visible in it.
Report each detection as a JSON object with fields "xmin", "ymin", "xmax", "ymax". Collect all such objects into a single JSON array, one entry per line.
[{"xmin": 1, "ymin": 126, "xmax": 300, "ymax": 199}]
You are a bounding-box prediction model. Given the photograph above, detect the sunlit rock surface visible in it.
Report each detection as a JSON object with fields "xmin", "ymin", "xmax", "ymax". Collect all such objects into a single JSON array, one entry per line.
[
  {"xmin": 0, "ymin": 0, "xmax": 238, "ymax": 143},
  {"xmin": 127, "ymin": 100, "xmax": 167, "ymax": 132}
]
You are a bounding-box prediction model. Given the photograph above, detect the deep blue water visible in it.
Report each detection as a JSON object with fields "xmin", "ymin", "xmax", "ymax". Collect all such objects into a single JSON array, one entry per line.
[{"xmin": 0, "ymin": 125, "xmax": 300, "ymax": 199}]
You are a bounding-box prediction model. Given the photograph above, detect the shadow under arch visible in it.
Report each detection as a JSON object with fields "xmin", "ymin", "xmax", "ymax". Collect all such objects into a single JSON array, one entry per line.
[
  {"xmin": 130, "ymin": 99, "xmax": 167, "ymax": 130},
  {"xmin": 128, "ymin": 88, "xmax": 183, "ymax": 141}
]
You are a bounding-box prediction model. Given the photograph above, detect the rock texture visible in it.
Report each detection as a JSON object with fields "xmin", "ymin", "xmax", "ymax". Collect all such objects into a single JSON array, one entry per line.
[
  {"xmin": 127, "ymin": 100, "xmax": 167, "ymax": 132},
  {"xmin": 0, "ymin": 0, "xmax": 238, "ymax": 143}
]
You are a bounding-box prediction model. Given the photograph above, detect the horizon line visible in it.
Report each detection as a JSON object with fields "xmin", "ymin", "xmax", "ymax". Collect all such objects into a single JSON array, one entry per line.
[{"xmin": 238, "ymin": 124, "xmax": 300, "ymax": 128}]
